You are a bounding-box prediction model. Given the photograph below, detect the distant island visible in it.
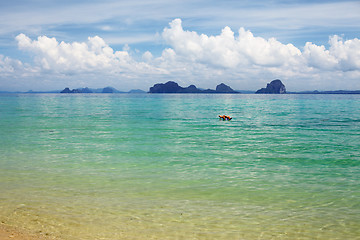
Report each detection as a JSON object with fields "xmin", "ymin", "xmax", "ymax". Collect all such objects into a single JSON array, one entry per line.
[
  {"xmin": 290, "ymin": 90, "xmax": 360, "ymax": 94},
  {"xmin": 149, "ymin": 81, "xmax": 239, "ymax": 93},
  {"xmin": 2, "ymin": 79, "xmax": 360, "ymax": 94},
  {"xmin": 255, "ymin": 79, "xmax": 286, "ymax": 94},
  {"xmin": 60, "ymin": 87, "xmax": 146, "ymax": 94},
  {"xmin": 148, "ymin": 80, "xmax": 360, "ymax": 94},
  {"xmin": 149, "ymin": 79, "xmax": 287, "ymax": 94}
]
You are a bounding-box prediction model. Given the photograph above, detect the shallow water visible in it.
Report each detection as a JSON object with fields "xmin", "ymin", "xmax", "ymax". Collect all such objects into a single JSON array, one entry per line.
[{"xmin": 0, "ymin": 93, "xmax": 359, "ymax": 239}]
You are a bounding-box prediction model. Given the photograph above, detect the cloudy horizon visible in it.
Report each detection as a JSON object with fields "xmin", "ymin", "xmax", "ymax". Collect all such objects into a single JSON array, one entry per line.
[{"xmin": 0, "ymin": 0, "xmax": 359, "ymax": 92}]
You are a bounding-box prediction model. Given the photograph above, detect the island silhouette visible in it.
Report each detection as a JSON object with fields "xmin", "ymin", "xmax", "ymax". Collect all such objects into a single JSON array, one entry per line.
[{"xmin": 20, "ymin": 79, "xmax": 360, "ymax": 94}]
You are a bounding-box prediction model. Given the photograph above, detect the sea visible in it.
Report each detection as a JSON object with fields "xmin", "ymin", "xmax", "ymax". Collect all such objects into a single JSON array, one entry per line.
[{"xmin": 0, "ymin": 93, "xmax": 359, "ymax": 239}]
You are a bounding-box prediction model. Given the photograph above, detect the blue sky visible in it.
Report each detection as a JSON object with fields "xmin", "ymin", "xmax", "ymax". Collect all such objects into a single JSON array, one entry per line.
[{"xmin": 0, "ymin": 0, "xmax": 359, "ymax": 91}]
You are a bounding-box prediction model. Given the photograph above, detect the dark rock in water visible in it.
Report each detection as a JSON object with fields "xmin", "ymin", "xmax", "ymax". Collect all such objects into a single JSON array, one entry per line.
[
  {"xmin": 60, "ymin": 87, "xmax": 72, "ymax": 93},
  {"xmin": 182, "ymin": 84, "xmax": 202, "ymax": 93},
  {"xmin": 102, "ymin": 87, "xmax": 116, "ymax": 93},
  {"xmin": 80, "ymin": 87, "xmax": 92, "ymax": 93},
  {"xmin": 149, "ymin": 81, "xmax": 239, "ymax": 93},
  {"xmin": 72, "ymin": 88, "xmax": 81, "ymax": 93},
  {"xmin": 128, "ymin": 89, "xmax": 146, "ymax": 93},
  {"xmin": 149, "ymin": 81, "xmax": 202, "ymax": 93},
  {"xmin": 101, "ymin": 87, "xmax": 124, "ymax": 93},
  {"xmin": 255, "ymin": 79, "xmax": 286, "ymax": 94},
  {"xmin": 215, "ymin": 83, "xmax": 238, "ymax": 93},
  {"xmin": 149, "ymin": 81, "xmax": 183, "ymax": 93},
  {"xmin": 202, "ymin": 89, "xmax": 217, "ymax": 93},
  {"xmin": 74, "ymin": 87, "xmax": 92, "ymax": 93},
  {"xmin": 60, "ymin": 87, "xmax": 93, "ymax": 93}
]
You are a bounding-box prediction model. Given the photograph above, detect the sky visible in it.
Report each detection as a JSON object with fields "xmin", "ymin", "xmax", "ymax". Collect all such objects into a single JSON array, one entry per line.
[{"xmin": 0, "ymin": 0, "xmax": 360, "ymax": 92}]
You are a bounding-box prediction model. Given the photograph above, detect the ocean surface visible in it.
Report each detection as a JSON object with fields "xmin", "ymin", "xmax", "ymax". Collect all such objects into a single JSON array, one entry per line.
[{"xmin": 0, "ymin": 93, "xmax": 359, "ymax": 239}]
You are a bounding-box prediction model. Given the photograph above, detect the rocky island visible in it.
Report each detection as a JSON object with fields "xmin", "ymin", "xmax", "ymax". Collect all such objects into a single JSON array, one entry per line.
[
  {"xmin": 55, "ymin": 79, "xmax": 360, "ymax": 95},
  {"xmin": 255, "ymin": 79, "xmax": 286, "ymax": 94},
  {"xmin": 149, "ymin": 81, "xmax": 239, "ymax": 93},
  {"xmin": 60, "ymin": 87, "xmax": 145, "ymax": 93}
]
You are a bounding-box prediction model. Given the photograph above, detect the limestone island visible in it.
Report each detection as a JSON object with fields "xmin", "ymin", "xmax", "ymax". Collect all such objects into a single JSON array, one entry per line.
[
  {"xmin": 149, "ymin": 81, "xmax": 239, "ymax": 93},
  {"xmin": 255, "ymin": 79, "xmax": 286, "ymax": 94},
  {"xmin": 60, "ymin": 87, "xmax": 145, "ymax": 94}
]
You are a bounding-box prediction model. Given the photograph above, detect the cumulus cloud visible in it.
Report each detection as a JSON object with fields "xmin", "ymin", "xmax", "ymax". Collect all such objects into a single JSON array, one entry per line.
[
  {"xmin": 0, "ymin": 55, "xmax": 21, "ymax": 73},
  {"xmin": 15, "ymin": 33, "xmax": 154, "ymax": 75},
  {"xmin": 328, "ymin": 35, "xmax": 360, "ymax": 71},
  {"xmin": 5, "ymin": 18, "xmax": 360, "ymax": 91},
  {"xmin": 157, "ymin": 19, "xmax": 360, "ymax": 90},
  {"xmin": 0, "ymin": 54, "xmax": 30, "ymax": 77},
  {"xmin": 14, "ymin": 20, "xmax": 360, "ymax": 77},
  {"xmin": 142, "ymin": 51, "xmax": 153, "ymax": 62},
  {"xmin": 304, "ymin": 36, "xmax": 360, "ymax": 71},
  {"xmin": 162, "ymin": 18, "xmax": 360, "ymax": 74},
  {"xmin": 162, "ymin": 18, "xmax": 302, "ymax": 69},
  {"xmin": 303, "ymin": 42, "xmax": 338, "ymax": 70}
]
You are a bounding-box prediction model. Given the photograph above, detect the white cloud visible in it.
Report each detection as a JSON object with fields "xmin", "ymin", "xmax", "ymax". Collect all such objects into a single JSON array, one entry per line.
[
  {"xmin": 328, "ymin": 35, "xmax": 360, "ymax": 71},
  {"xmin": 142, "ymin": 51, "xmax": 153, "ymax": 62},
  {"xmin": 162, "ymin": 18, "xmax": 360, "ymax": 73},
  {"xmin": 0, "ymin": 55, "xmax": 23, "ymax": 74},
  {"xmin": 4, "ymin": 19, "xmax": 360, "ymax": 91},
  {"xmin": 303, "ymin": 36, "xmax": 360, "ymax": 71},
  {"xmin": 10, "ymin": 33, "xmax": 169, "ymax": 91},
  {"xmin": 303, "ymin": 42, "xmax": 338, "ymax": 70},
  {"xmin": 1, "ymin": 1, "xmax": 359, "ymax": 42},
  {"xmin": 161, "ymin": 18, "xmax": 304, "ymax": 73},
  {"xmin": 100, "ymin": 25, "xmax": 112, "ymax": 31},
  {"xmin": 15, "ymin": 33, "xmax": 157, "ymax": 75},
  {"xmin": 157, "ymin": 19, "xmax": 360, "ymax": 90}
]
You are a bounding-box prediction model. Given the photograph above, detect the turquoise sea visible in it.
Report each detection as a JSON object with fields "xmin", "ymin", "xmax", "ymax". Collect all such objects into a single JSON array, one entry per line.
[{"xmin": 0, "ymin": 93, "xmax": 359, "ymax": 239}]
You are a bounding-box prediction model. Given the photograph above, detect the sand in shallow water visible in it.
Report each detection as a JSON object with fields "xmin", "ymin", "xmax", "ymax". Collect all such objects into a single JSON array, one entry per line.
[{"xmin": 0, "ymin": 224, "xmax": 51, "ymax": 240}]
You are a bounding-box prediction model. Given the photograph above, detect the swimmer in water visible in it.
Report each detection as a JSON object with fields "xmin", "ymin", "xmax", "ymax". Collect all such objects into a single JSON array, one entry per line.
[{"xmin": 219, "ymin": 115, "xmax": 232, "ymax": 121}]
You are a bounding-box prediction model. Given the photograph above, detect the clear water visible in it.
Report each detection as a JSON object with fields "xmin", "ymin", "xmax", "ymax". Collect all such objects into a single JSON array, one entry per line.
[{"xmin": 0, "ymin": 93, "xmax": 359, "ymax": 239}]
